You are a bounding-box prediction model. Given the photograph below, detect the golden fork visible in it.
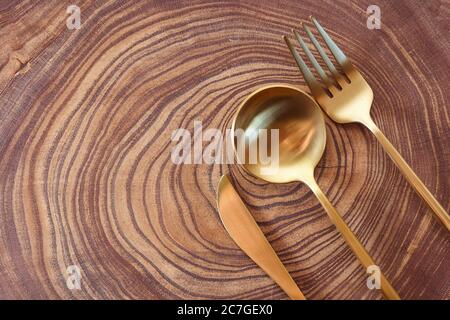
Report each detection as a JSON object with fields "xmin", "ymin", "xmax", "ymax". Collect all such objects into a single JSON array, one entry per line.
[{"xmin": 284, "ymin": 17, "xmax": 450, "ymax": 232}]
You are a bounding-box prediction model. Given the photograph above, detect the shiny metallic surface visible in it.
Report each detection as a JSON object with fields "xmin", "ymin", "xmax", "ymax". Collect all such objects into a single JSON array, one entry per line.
[
  {"xmin": 216, "ymin": 175, "xmax": 305, "ymax": 300},
  {"xmin": 232, "ymin": 84, "xmax": 400, "ymax": 300},
  {"xmin": 232, "ymin": 84, "xmax": 325, "ymax": 184},
  {"xmin": 284, "ymin": 16, "xmax": 450, "ymax": 232}
]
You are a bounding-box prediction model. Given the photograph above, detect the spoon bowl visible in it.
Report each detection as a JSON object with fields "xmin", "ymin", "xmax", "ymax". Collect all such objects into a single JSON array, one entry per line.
[{"xmin": 232, "ymin": 84, "xmax": 325, "ymax": 184}]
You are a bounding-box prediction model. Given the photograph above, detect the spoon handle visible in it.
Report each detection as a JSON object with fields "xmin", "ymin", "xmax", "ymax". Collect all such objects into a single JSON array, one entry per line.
[
  {"xmin": 364, "ymin": 119, "xmax": 450, "ymax": 232},
  {"xmin": 307, "ymin": 179, "xmax": 400, "ymax": 300}
]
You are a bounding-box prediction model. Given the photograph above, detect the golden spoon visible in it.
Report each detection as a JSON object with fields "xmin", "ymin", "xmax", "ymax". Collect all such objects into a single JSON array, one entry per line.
[{"xmin": 232, "ymin": 84, "xmax": 400, "ymax": 300}]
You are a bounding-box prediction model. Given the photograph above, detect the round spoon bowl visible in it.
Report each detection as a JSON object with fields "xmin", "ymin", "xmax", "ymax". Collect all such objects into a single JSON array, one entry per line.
[{"xmin": 232, "ymin": 84, "xmax": 326, "ymax": 183}]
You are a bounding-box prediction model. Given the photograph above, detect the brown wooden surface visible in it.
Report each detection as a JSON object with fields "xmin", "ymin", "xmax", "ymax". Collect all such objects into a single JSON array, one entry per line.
[{"xmin": 0, "ymin": 0, "xmax": 449, "ymax": 299}]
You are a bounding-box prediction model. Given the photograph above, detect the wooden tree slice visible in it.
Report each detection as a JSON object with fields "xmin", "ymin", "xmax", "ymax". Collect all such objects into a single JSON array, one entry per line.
[{"xmin": 0, "ymin": 0, "xmax": 448, "ymax": 299}]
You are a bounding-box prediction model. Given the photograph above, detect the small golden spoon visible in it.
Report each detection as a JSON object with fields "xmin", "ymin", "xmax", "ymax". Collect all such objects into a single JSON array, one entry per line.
[{"xmin": 232, "ymin": 84, "xmax": 400, "ymax": 300}]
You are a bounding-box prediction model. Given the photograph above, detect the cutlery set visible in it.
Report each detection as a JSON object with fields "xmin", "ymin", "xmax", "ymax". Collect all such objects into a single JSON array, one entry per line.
[{"xmin": 216, "ymin": 17, "xmax": 449, "ymax": 300}]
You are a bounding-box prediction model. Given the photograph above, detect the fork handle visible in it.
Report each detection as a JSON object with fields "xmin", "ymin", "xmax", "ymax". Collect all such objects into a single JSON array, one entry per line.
[
  {"xmin": 365, "ymin": 120, "xmax": 450, "ymax": 232},
  {"xmin": 306, "ymin": 179, "xmax": 400, "ymax": 300}
]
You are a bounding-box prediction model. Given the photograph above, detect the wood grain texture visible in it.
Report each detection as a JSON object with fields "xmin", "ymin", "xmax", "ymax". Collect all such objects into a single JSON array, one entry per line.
[{"xmin": 0, "ymin": 0, "xmax": 449, "ymax": 299}]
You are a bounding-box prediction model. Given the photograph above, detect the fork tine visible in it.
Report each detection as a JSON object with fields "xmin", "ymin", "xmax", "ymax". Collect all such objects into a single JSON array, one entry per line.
[
  {"xmin": 292, "ymin": 29, "xmax": 331, "ymax": 87},
  {"xmin": 302, "ymin": 23, "xmax": 341, "ymax": 82},
  {"xmin": 310, "ymin": 16, "xmax": 352, "ymax": 72},
  {"xmin": 283, "ymin": 35, "xmax": 323, "ymax": 96}
]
